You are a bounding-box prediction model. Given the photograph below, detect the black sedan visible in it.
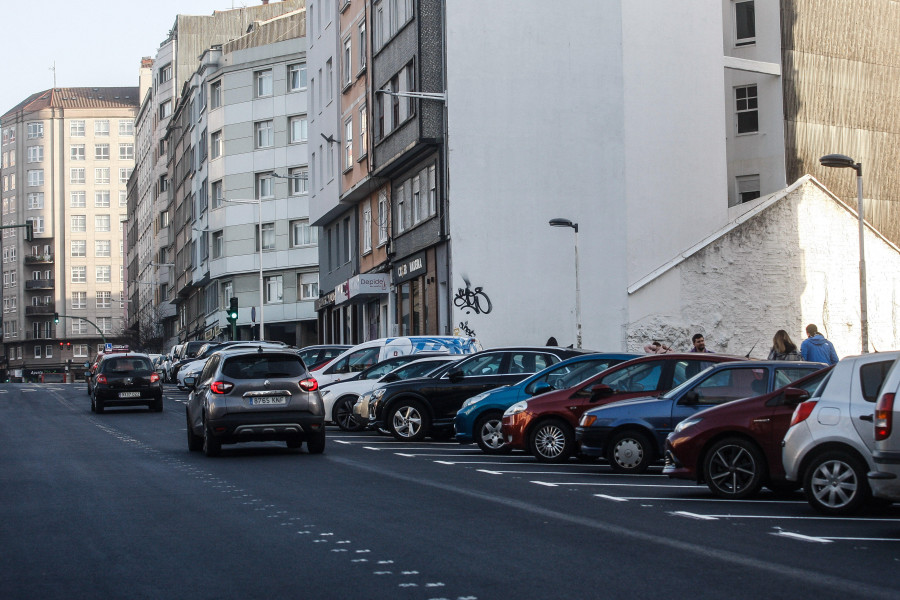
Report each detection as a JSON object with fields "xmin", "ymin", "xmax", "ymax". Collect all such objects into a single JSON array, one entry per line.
[{"xmin": 90, "ymin": 354, "xmax": 163, "ymax": 413}]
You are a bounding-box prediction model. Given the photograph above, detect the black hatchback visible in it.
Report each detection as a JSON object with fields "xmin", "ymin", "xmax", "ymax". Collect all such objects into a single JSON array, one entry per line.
[{"xmin": 91, "ymin": 353, "xmax": 163, "ymax": 413}]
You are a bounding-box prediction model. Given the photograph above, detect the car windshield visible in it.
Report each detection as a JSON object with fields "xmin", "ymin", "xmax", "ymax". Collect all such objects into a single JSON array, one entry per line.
[
  {"xmin": 660, "ymin": 365, "xmax": 717, "ymax": 399},
  {"xmin": 524, "ymin": 358, "xmax": 622, "ymax": 394},
  {"xmin": 184, "ymin": 341, "xmax": 206, "ymax": 358},
  {"xmin": 221, "ymin": 355, "xmax": 305, "ymax": 379},
  {"xmin": 104, "ymin": 357, "xmax": 153, "ymax": 374}
]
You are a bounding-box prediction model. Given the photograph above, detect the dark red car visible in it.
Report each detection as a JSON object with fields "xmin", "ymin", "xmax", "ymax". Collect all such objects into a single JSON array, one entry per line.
[
  {"xmin": 501, "ymin": 353, "xmax": 740, "ymax": 462},
  {"xmin": 663, "ymin": 365, "xmax": 832, "ymax": 498}
]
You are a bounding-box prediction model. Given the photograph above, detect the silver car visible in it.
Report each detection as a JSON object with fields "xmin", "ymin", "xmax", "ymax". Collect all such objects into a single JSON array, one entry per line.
[
  {"xmin": 185, "ymin": 347, "xmax": 325, "ymax": 457},
  {"xmin": 869, "ymin": 359, "xmax": 900, "ymax": 502},
  {"xmin": 782, "ymin": 350, "xmax": 900, "ymax": 515}
]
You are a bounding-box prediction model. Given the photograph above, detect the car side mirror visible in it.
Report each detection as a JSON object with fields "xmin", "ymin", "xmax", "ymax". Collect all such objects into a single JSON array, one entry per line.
[
  {"xmin": 590, "ymin": 384, "xmax": 614, "ymax": 401},
  {"xmin": 83, "ymin": 362, "xmax": 90, "ymax": 368},
  {"xmin": 83, "ymin": 371, "xmax": 90, "ymax": 378},
  {"xmin": 381, "ymin": 373, "xmax": 400, "ymax": 383},
  {"xmin": 682, "ymin": 390, "xmax": 700, "ymax": 405},
  {"xmin": 783, "ymin": 387, "xmax": 810, "ymax": 404},
  {"xmin": 449, "ymin": 369, "xmax": 464, "ymax": 382},
  {"xmin": 184, "ymin": 376, "xmax": 196, "ymax": 390},
  {"xmin": 530, "ymin": 382, "xmax": 552, "ymax": 396}
]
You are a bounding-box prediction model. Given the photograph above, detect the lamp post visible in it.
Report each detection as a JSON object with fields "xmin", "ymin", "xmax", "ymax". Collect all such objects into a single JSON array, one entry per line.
[
  {"xmin": 819, "ymin": 153, "xmax": 868, "ymax": 353},
  {"xmin": 223, "ymin": 198, "xmax": 265, "ymax": 340},
  {"xmin": 549, "ymin": 218, "xmax": 582, "ymax": 349}
]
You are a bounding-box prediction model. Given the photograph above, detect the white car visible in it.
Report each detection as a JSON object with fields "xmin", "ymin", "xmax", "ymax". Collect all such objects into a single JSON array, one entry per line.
[{"xmin": 322, "ymin": 355, "xmax": 461, "ymax": 431}]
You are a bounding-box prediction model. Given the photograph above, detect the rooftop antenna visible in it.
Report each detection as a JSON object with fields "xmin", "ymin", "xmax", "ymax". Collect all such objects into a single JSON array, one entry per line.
[{"xmin": 49, "ymin": 61, "xmax": 56, "ymax": 88}]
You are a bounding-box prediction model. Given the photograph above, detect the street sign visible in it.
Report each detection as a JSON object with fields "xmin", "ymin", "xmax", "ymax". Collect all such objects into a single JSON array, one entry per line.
[{"xmin": 105, "ymin": 343, "xmax": 113, "ymax": 351}]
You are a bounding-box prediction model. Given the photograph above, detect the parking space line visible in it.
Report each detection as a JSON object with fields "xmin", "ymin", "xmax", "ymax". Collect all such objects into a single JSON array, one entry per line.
[
  {"xmin": 773, "ymin": 531, "xmax": 832, "ymax": 543},
  {"xmin": 477, "ymin": 470, "xmax": 599, "ymax": 475},
  {"xmin": 396, "ymin": 453, "xmax": 491, "ymax": 458},
  {"xmin": 532, "ymin": 481, "xmax": 697, "ymax": 489},
  {"xmin": 594, "ymin": 496, "xmax": 805, "ymax": 504},
  {"xmin": 671, "ymin": 511, "xmax": 719, "ymax": 520},
  {"xmin": 821, "ymin": 536, "xmax": 900, "ymax": 542}
]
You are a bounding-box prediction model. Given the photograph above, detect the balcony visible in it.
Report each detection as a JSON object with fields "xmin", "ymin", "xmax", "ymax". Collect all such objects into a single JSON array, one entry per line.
[
  {"xmin": 25, "ymin": 330, "xmax": 56, "ymax": 340},
  {"xmin": 24, "ymin": 254, "xmax": 54, "ymax": 265},
  {"xmin": 25, "ymin": 303, "xmax": 55, "ymax": 316},
  {"xmin": 25, "ymin": 279, "xmax": 55, "ymax": 290}
]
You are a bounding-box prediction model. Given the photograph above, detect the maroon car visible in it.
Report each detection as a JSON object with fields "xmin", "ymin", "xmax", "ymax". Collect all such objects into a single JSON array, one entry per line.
[
  {"xmin": 502, "ymin": 353, "xmax": 741, "ymax": 462},
  {"xmin": 663, "ymin": 365, "xmax": 832, "ymax": 498}
]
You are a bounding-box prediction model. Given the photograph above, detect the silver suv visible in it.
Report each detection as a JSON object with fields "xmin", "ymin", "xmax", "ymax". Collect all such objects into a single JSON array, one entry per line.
[
  {"xmin": 782, "ymin": 351, "xmax": 900, "ymax": 515},
  {"xmin": 185, "ymin": 347, "xmax": 325, "ymax": 457},
  {"xmin": 869, "ymin": 359, "xmax": 900, "ymax": 502}
]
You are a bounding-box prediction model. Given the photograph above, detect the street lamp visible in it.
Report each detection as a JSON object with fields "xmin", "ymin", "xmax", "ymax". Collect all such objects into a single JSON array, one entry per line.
[
  {"xmin": 549, "ymin": 218, "xmax": 581, "ymax": 349},
  {"xmin": 223, "ymin": 197, "xmax": 265, "ymax": 340},
  {"xmin": 819, "ymin": 153, "xmax": 868, "ymax": 353}
]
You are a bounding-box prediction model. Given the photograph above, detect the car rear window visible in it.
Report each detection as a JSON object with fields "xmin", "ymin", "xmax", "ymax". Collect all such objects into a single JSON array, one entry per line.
[
  {"xmin": 221, "ymin": 355, "xmax": 305, "ymax": 379},
  {"xmin": 104, "ymin": 357, "xmax": 153, "ymax": 373},
  {"xmin": 860, "ymin": 360, "xmax": 896, "ymax": 403}
]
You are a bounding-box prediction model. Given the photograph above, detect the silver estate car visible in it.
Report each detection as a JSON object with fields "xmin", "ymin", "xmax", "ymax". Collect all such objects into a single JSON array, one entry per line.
[
  {"xmin": 869, "ymin": 358, "xmax": 900, "ymax": 502},
  {"xmin": 185, "ymin": 346, "xmax": 325, "ymax": 457},
  {"xmin": 782, "ymin": 351, "xmax": 900, "ymax": 515}
]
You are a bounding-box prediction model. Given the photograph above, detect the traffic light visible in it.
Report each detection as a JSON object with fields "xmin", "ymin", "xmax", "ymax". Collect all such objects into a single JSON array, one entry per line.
[
  {"xmin": 53, "ymin": 312, "xmax": 60, "ymax": 324},
  {"xmin": 227, "ymin": 297, "xmax": 238, "ymax": 323},
  {"xmin": 24, "ymin": 221, "xmax": 33, "ymax": 242}
]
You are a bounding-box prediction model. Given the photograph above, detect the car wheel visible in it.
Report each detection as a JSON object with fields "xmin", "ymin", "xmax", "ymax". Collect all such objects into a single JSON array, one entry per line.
[
  {"xmin": 334, "ymin": 396, "xmax": 365, "ymax": 432},
  {"xmin": 152, "ymin": 397, "xmax": 163, "ymax": 412},
  {"xmin": 186, "ymin": 409, "xmax": 202, "ymax": 452},
  {"xmin": 202, "ymin": 416, "xmax": 221, "ymax": 457},
  {"xmin": 475, "ymin": 412, "xmax": 512, "ymax": 454},
  {"xmin": 607, "ymin": 430, "xmax": 653, "ymax": 473},
  {"xmin": 90, "ymin": 395, "xmax": 96, "ymax": 413},
  {"xmin": 306, "ymin": 430, "xmax": 326, "ymax": 454},
  {"xmin": 703, "ymin": 437, "xmax": 765, "ymax": 499},
  {"xmin": 529, "ymin": 418, "xmax": 575, "ymax": 463},
  {"xmin": 803, "ymin": 450, "xmax": 871, "ymax": 515},
  {"xmin": 388, "ymin": 400, "xmax": 430, "ymax": 442},
  {"xmin": 93, "ymin": 395, "xmax": 105, "ymax": 414}
]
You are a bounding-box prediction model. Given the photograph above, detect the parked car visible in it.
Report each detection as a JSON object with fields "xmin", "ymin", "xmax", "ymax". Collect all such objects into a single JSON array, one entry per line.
[
  {"xmin": 170, "ymin": 340, "xmax": 209, "ymax": 382},
  {"xmin": 503, "ymin": 353, "xmax": 738, "ymax": 462},
  {"xmin": 90, "ymin": 353, "xmax": 163, "ymax": 413},
  {"xmin": 298, "ymin": 344, "xmax": 351, "ymax": 371},
  {"xmin": 311, "ymin": 336, "xmax": 482, "ymax": 387},
  {"xmin": 321, "ymin": 354, "xmax": 461, "ymax": 431},
  {"xmin": 664, "ymin": 366, "xmax": 832, "ymax": 498},
  {"xmin": 176, "ymin": 341, "xmax": 288, "ymax": 390},
  {"xmin": 184, "ymin": 347, "xmax": 325, "ymax": 457},
  {"xmin": 369, "ymin": 347, "xmax": 588, "ymax": 442},
  {"xmin": 870, "ymin": 358, "xmax": 900, "ymax": 502},
  {"xmin": 454, "ymin": 352, "xmax": 640, "ymax": 454},
  {"xmin": 576, "ymin": 360, "xmax": 824, "ymax": 473},
  {"xmin": 354, "ymin": 359, "xmax": 462, "ymax": 423},
  {"xmin": 783, "ymin": 351, "xmax": 900, "ymax": 514}
]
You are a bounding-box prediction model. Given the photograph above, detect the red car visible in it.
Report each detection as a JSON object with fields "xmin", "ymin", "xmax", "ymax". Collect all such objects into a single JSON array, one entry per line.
[
  {"xmin": 663, "ymin": 366, "xmax": 831, "ymax": 498},
  {"xmin": 502, "ymin": 353, "xmax": 740, "ymax": 462}
]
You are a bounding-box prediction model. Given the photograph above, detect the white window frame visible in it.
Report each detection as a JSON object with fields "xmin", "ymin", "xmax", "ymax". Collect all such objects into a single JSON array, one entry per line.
[
  {"xmin": 735, "ymin": 84, "xmax": 759, "ymax": 134},
  {"xmin": 255, "ymin": 120, "xmax": 274, "ymax": 148},
  {"xmin": 289, "ymin": 116, "xmax": 308, "ymax": 143},
  {"xmin": 71, "ymin": 266, "xmax": 86, "ymax": 283},
  {"xmin": 255, "ymin": 69, "xmax": 273, "ymax": 97},
  {"xmin": 264, "ymin": 275, "xmax": 283, "ymax": 304},
  {"xmin": 288, "ymin": 63, "xmax": 307, "ymax": 91},
  {"xmin": 94, "ymin": 120, "xmax": 110, "ymax": 136}
]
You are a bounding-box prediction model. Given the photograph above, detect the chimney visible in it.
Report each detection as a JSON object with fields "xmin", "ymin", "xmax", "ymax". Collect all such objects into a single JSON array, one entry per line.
[{"xmin": 262, "ymin": 0, "xmax": 269, "ymax": 4}]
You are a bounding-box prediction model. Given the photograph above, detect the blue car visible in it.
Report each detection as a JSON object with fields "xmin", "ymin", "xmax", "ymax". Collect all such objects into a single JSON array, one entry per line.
[
  {"xmin": 575, "ymin": 360, "xmax": 825, "ymax": 474},
  {"xmin": 454, "ymin": 352, "xmax": 639, "ymax": 453}
]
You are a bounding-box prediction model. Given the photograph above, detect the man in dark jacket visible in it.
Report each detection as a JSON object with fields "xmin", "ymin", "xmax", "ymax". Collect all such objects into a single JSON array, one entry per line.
[{"xmin": 800, "ymin": 324, "xmax": 839, "ymax": 365}]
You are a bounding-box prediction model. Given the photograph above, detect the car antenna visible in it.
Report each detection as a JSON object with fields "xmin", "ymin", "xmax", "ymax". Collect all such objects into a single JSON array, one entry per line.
[{"xmin": 745, "ymin": 341, "xmax": 758, "ymax": 359}]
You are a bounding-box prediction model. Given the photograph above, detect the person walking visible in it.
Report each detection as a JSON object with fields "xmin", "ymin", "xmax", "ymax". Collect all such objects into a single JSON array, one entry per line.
[
  {"xmin": 767, "ymin": 329, "xmax": 802, "ymax": 361},
  {"xmin": 800, "ymin": 324, "xmax": 839, "ymax": 365},
  {"xmin": 689, "ymin": 333, "xmax": 712, "ymax": 353}
]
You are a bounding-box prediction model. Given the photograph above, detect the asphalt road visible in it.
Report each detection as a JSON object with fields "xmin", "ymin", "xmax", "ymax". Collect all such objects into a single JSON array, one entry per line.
[{"xmin": 2, "ymin": 383, "xmax": 899, "ymax": 600}]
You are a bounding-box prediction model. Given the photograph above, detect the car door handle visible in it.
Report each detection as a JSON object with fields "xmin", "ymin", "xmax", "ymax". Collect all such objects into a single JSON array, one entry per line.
[{"xmin": 859, "ymin": 414, "xmax": 874, "ymax": 422}]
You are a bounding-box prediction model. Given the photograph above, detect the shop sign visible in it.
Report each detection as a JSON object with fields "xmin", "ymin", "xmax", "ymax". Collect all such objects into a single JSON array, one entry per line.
[
  {"xmin": 334, "ymin": 281, "xmax": 350, "ymax": 305},
  {"xmin": 314, "ymin": 290, "xmax": 335, "ymax": 311},
  {"xmin": 393, "ymin": 252, "xmax": 427, "ymax": 284},
  {"xmin": 349, "ymin": 273, "xmax": 389, "ymax": 297}
]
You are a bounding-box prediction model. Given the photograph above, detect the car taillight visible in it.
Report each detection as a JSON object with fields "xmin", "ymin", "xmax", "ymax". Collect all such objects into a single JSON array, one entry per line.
[
  {"xmin": 875, "ymin": 392, "xmax": 895, "ymax": 441},
  {"xmin": 95, "ymin": 374, "xmax": 107, "ymax": 385},
  {"xmin": 150, "ymin": 372, "xmax": 160, "ymax": 383},
  {"xmin": 300, "ymin": 377, "xmax": 318, "ymax": 392},
  {"xmin": 210, "ymin": 381, "xmax": 234, "ymax": 394},
  {"xmin": 789, "ymin": 400, "xmax": 818, "ymax": 428}
]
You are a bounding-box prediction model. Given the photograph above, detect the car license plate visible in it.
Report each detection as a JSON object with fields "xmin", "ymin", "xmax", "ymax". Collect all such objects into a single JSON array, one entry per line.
[
  {"xmin": 251, "ymin": 396, "xmax": 287, "ymax": 405},
  {"xmin": 119, "ymin": 391, "xmax": 141, "ymax": 398}
]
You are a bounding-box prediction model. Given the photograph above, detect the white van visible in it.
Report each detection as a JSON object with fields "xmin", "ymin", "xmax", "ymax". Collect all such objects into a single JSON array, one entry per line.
[{"xmin": 311, "ymin": 336, "xmax": 482, "ymax": 386}]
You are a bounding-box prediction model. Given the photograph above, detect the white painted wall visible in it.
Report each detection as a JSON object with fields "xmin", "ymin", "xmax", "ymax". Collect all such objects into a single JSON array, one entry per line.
[{"xmin": 446, "ymin": 0, "xmax": 728, "ymax": 350}]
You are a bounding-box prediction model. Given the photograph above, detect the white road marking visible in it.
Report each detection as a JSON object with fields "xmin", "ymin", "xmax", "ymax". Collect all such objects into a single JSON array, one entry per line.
[
  {"xmin": 774, "ymin": 531, "xmax": 832, "ymax": 543},
  {"xmin": 332, "ymin": 440, "xmax": 352, "ymax": 445},
  {"xmin": 594, "ymin": 496, "xmax": 804, "ymax": 504},
  {"xmin": 532, "ymin": 481, "xmax": 559, "ymax": 487},
  {"xmin": 476, "ymin": 469, "xmax": 503, "ymax": 475},
  {"xmin": 594, "ymin": 494, "xmax": 629, "ymax": 502},
  {"xmin": 823, "ymin": 536, "xmax": 900, "ymax": 542},
  {"xmin": 530, "ymin": 481, "xmax": 697, "ymax": 489},
  {"xmin": 671, "ymin": 511, "xmax": 719, "ymax": 521}
]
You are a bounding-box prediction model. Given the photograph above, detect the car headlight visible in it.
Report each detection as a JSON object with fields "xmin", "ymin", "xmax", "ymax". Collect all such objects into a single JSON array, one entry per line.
[
  {"xmin": 462, "ymin": 392, "xmax": 489, "ymax": 409},
  {"xmin": 504, "ymin": 401, "xmax": 528, "ymax": 417},
  {"xmin": 673, "ymin": 417, "xmax": 703, "ymax": 434}
]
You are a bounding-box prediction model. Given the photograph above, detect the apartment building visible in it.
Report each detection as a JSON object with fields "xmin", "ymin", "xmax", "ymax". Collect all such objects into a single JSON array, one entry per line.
[{"xmin": 0, "ymin": 88, "xmax": 139, "ymax": 381}]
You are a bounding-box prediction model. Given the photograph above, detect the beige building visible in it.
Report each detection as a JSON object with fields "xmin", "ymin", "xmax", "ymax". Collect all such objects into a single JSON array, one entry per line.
[{"xmin": 1, "ymin": 88, "xmax": 139, "ymax": 381}]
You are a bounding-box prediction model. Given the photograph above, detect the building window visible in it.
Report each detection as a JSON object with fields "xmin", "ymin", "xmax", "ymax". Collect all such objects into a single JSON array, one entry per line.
[
  {"xmin": 70, "ymin": 168, "xmax": 85, "ymax": 184},
  {"xmin": 342, "ymin": 37, "xmax": 353, "ymax": 86},
  {"xmin": 27, "ymin": 146, "xmax": 43, "ymax": 163},
  {"xmin": 259, "ymin": 222, "xmax": 276, "ymax": 250},
  {"xmin": 73, "ymin": 344, "xmax": 88, "ymax": 358},
  {"xmin": 98, "ymin": 317, "xmax": 112, "ymax": 334},
  {"xmin": 289, "ymin": 116, "xmax": 308, "ymax": 143},
  {"xmin": 95, "ymin": 215, "xmax": 111, "ymax": 232},
  {"xmin": 358, "ymin": 105, "xmax": 367, "ymax": 157},
  {"xmin": 159, "ymin": 63, "xmax": 172, "ymax": 83},
  {"xmin": 363, "ymin": 203, "xmax": 372, "ymax": 253},
  {"xmin": 159, "ymin": 101, "xmax": 172, "ymax": 119},
  {"xmin": 255, "ymin": 120, "xmax": 274, "ymax": 148},
  {"xmin": 95, "ymin": 240, "xmax": 111, "ymax": 257},
  {"xmin": 95, "ymin": 168, "xmax": 110, "ymax": 184},
  {"xmin": 212, "ymin": 180, "xmax": 223, "ymax": 208},
  {"xmin": 70, "ymin": 120, "xmax": 85, "ymax": 137},
  {"xmin": 119, "ymin": 190, "xmax": 127, "ymax": 207},
  {"xmin": 291, "ymin": 219, "xmax": 317, "ymax": 246},
  {"xmin": 96, "ymin": 266, "xmax": 111, "ymax": 283},
  {"xmin": 289, "ymin": 168, "xmax": 308, "ymax": 195},
  {"xmin": 72, "ymin": 292, "xmax": 87, "ymax": 309},
  {"xmin": 71, "ymin": 240, "xmax": 86, "ymax": 257},
  {"xmin": 256, "ymin": 173, "xmax": 274, "ymax": 199},
  {"xmin": 96, "ymin": 291, "xmax": 112, "ymax": 308},
  {"xmin": 34, "ymin": 346, "xmax": 42, "ymax": 359},
  {"xmin": 210, "ymin": 81, "xmax": 222, "ymax": 109},
  {"xmin": 737, "ymin": 174, "xmax": 761, "ymax": 203},
  {"xmin": 326, "ymin": 58, "xmax": 334, "ymax": 104},
  {"xmin": 734, "ymin": 1, "xmax": 756, "ymax": 46},
  {"xmin": 212, "ymin": 231, "xmax": 224, "ymax": 258},
  {"xmin": 289, "ymin": 63, "xmax": 307, "ymax": 91},
  {"xmin": 119, "ymin": 143, "xmax": 134, "ymax": 160},
  {"xmin": 344, "ymin": 118, "xmax": 353, "ymax": 170},
  {"xmin": 119, "ymin": 120, "xmax": 134, "ymax": 135},
  {"xmin": 358, "ymin": 20, "xmax": 367, "ymax": 70},
  {"xmin": 27, "ymin": 122, "xmax": 43, "ymax": 139},
  {"xmin": 735, "ymin": 85, "xmax": 758, "ymax": 134},
  {"xmin": 27, "ymin": 170, "xmax": 44, "ymax": 187},
  {"xmin": 70, "ymin": 144, "xmax": 85, "ymax": 161},
  {"xmin": 70, "ymin": 191, "xmax": 86, "ymax": 208},
  {"xmin": 256, "ymin": 69, "xmax": 273, "ymax": 97},
  {"xmin": 211, "ymin": 130, "xmax": 222, "ymax": 158},
  {"xmin": 264, "ymin": 275, "xmax": 283, "ymax": 303},
  {"xmin": 71, "ymin": 266, "xmax": 86, "ymax": 283},
  {"xmin": 300, "ymin": 279, "xmax": 319, "ymax": 300},
  {"xmin": 71, "ymin": 215, "xmax": 86, "ymax": 232},
  {"xmin": 95, "ymin": 144, "xmax": 110, "ymax": 160},
  {"xmin": 118, "ymin": 168, "xmax": 132, "ymax": 184},
  {"xmin": 94, "ymin": 191, "xmax": 110, "ymax": 207},
  {"xmin": 71, "ymin": 320, "xmax": 88, "ymax": 334},
  {"xmin": 377, "ymin": 190, "xmax": 388, "ymax": 244},
  {"xmin": 26, "ymin": 216, "xmax": 44, "ymax": 234},
  {"xmin": 27, "ymin": 193, "xmax": 44, "ymax": 210},
  {"xmin": 94, "ymin": 120, "xmax": 110, "ymax": 136}
]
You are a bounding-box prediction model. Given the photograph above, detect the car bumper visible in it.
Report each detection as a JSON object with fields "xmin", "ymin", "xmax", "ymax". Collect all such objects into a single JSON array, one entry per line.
[
  {"xmin": 662, "ymin": 437, "xmax": 696, "ymax": 480},
  {"xmin": 94, "ymin": 388, "xmax": 162, "ymax": 406},
  {"xmin": 575, "ymin": 426, "xmax": 611, "ymax": 457},
  {"xmin": 869, "ymin": 450, "xmax": 900, "ymax": 501},
  {"xmin": 207, "ymin": 411, "xmax": 325, "ymax": 444},
  {"xmin": 501, "ymin": 413, "xmax": 530, "ymax": 450}
]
